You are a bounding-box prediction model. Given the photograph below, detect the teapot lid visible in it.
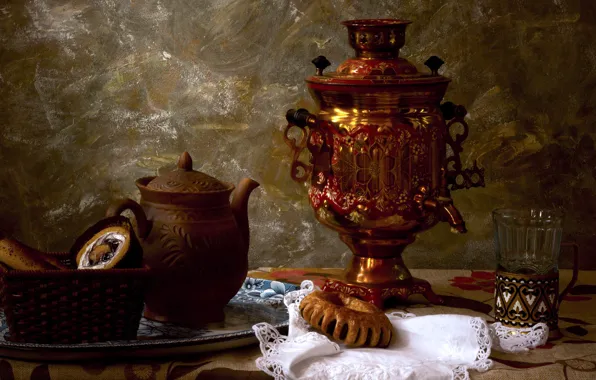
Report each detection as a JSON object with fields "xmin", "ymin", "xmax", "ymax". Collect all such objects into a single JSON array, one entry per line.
[
  {"xmin": 307, "ymin": 19, "xmax": 450, "ymax": 86},
  {"xmin": 146, "ymin": 152, "xmax": 233, "ymax": 193}
]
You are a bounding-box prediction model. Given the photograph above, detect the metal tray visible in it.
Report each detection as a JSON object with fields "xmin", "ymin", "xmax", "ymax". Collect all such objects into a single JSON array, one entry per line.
[{"xmin": 0, "ymin": 278, "xmax": 297, "ymax": 361}]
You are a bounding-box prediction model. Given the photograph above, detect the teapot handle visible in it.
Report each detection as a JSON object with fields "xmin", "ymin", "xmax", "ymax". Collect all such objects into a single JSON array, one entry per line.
[{"xmin": 106, "ymin": 198, "xmax": 151, "ymax": 239}]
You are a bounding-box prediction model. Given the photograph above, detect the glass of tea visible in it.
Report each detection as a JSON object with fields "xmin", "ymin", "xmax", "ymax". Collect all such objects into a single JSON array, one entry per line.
[{"xmin": 492, "ymin": 208, "xmax": 579, "ymax": 338}]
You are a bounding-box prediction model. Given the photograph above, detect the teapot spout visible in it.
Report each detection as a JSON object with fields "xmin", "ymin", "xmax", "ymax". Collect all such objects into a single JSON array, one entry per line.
[{"xmin": 231, "ymin": 178, "xmax": 260, "ymax": 251}]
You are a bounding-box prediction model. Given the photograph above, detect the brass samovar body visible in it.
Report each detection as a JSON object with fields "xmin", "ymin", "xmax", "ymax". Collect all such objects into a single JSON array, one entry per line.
[{"xmin": 285, "ymin": 19, "xmax": 484, "ymax": 308}]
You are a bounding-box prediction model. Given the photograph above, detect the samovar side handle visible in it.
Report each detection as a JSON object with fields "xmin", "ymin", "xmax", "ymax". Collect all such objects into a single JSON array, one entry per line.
[
  {"xmin": 282, "ymin": 56, "xmax": 332, "ymax": 183},
  {"xmin": 441, "ymin": 102, "xmax": 485, "ymax": 190},
  {"xmin": 422, "ymin": 56, "xmax": 486, "ymax": 190},
  {"xmin": 284, "ymin": 108, "xmax": 318, "ymax": 183}
]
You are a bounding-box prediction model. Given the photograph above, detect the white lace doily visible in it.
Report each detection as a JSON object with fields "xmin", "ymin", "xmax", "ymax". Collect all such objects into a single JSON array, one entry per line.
[
  {"xmin": 253, "ymin": 281, "xmax": 549, "ymax": 379},
  {"xmin": 489, "ymin": 321, "xmax": 549, "ymax": 353}
]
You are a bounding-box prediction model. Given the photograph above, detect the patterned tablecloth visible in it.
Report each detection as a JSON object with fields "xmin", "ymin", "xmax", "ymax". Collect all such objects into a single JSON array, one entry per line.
[{"xmin": 1, "ymin": 268, "xmax": 595, "ymax": 380}]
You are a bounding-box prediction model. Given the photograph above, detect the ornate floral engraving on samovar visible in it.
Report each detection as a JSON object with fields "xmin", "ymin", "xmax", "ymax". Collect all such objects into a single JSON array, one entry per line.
[{"xmin": 284, "ymin": 19, "xmax": 485, "ymax": 308}]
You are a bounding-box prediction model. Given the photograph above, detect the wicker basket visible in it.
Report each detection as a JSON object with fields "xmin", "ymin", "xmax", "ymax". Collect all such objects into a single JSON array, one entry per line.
[{"xmin": 0, "ymin": 265, "xmax": 150, "ymax": 344}]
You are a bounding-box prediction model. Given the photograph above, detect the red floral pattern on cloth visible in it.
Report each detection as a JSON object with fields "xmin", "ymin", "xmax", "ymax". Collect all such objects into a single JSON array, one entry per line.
[
  {"xmin": 449, "ymin": 271, "xmax": 496, "ymax": 293},
  {"xmin": 448, "ymin": 271, "xmax": 592, "ymax": 301},
  {"xmin": 267, "ymin": 269, "xmax": 329, "ymax": 287}
]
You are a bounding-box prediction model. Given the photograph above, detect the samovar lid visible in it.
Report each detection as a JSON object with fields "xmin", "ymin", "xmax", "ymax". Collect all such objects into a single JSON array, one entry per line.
[
  {"xmin": 146, "ymin": 152, "xmax": 234, "ymax": 194},
  {"xmin": 307, "ymin": 19, "xmax": 450, "ymax": 86}
]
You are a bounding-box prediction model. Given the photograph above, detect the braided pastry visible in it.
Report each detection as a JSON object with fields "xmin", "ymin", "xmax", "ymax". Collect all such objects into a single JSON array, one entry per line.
[{"xmin": 299, "ymin": 290, "xmax": 393, "ymax": 348}]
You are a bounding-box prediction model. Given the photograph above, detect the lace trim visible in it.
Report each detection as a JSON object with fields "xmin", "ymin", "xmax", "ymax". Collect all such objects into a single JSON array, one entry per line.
[
  {"xmin": 489, "ymin": 322, "xmax": 549, "ymax": 353},
  {"xmin": 303, "ymin": 361, "xmax": 452, "ymax": 379},
  {"xmin": 452, "ymin": 318, "xmax": 493, "ymax": 380},
  {"xmin": 284, "ymin": 280, "xmax": 316, "ymax": 337},
  {"xmin": 283, "ymin": 280, "xmax": 315, "ymax": 307},
  {"xmin": 252, "ymin": 322, "xmax": 286, "ymax": 380},
  {"xmin": 254, "ymin": 281, "xmax": 319, "ymax": 379}
]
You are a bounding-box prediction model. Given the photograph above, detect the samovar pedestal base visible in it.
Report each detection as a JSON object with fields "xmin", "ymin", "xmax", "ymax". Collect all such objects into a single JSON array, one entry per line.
[
  {"xmin": 322, "ymin": 236, "xmax": 445, "ymax": 309},
  {"xmin": 322, "ymin": 277, "xmax": 444, "ymax": 309}
]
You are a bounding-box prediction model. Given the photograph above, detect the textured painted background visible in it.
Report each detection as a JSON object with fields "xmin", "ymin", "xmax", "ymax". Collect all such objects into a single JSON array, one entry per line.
[{"xmin": 1, "ymin": 0, "xmax": 595, "ymax": 269}]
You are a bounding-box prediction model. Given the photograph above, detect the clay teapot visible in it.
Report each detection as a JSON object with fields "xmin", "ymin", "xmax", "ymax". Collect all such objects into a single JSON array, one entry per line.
[{"xmin": 107, "ymin": 152, "xmax": 259, "ymax": 327}]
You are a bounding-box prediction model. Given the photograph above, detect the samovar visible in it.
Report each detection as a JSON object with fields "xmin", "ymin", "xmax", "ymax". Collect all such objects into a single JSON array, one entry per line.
[{"xmin": 284, "ymin": 19, "xmax": 484, "ymax": 308}]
